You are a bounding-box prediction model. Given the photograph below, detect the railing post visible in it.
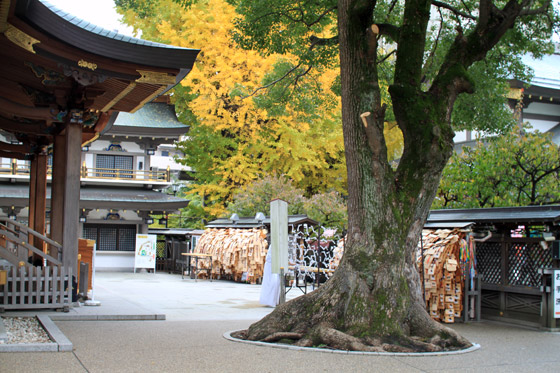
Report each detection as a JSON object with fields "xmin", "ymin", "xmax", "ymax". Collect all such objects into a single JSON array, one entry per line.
[
  {"xmin": 11, "ymin": 158, "xmax": 16, "ymax": 175},
  {"xmin": 166, "ymin": 166, "xmax": 171, "ymax": 182},
  {"xmin": 81, "ymin": 161, "xmax": 87, "ymax": 178}
]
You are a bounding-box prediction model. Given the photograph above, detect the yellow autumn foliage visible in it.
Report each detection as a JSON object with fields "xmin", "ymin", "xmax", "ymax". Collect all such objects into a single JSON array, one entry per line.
[{"xmin": 118, "ymin": 0, "xmax": 401, "ymax": 219}]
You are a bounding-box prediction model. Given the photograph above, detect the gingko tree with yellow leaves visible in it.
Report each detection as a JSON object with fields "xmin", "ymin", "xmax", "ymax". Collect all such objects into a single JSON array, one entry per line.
[{"xmin": 117, "ymin": 0, "xmax": 351, "ymax": 221}]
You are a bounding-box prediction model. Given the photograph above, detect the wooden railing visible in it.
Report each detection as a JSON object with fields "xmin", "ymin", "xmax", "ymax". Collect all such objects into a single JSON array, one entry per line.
[
  {"xmin": 0, "ymin": 161, "xmax": 171, "ymax": 182},
  {"xmin": 0, "ymin": 217, "xmax": 62, "ymax": 267},
  {"xmin": 0, "ymin": 160, "xmax": 31, "ymax": 175},
  {"xmin": 0, "ymin": 266, "xmax": 72, "ymax": 310},
  {"xmin": 80, "ymin": 164, "xmax": 171, "ymax": 182},
  {"xmin": 0, "ymin": 218, "xmax": 72, "ymax": 310}
]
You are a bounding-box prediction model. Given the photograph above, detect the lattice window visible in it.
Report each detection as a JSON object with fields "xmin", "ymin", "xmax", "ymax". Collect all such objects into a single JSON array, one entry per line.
[
  {"xmin": 156, "ymin": 240, "xmax": 166, "ymax": 258},
  {"xmin": 507, "ymin": 242, "xmax": 551, "ymax": 288},
  {"xmin": 476, "ymin": 242, "xmax": 502, "ymax": 285},
  {"xmin": 82, "ymin": 226, "xmax": 97, "ymax": 242},
  {"xmin": 82, "ymin": 224, "xmax": 136, "ymax": 251},
  {"xmin": 96, "ymin": 155, "xmax": 133, "ymax": 178},
  {"xmin": 118, "ymin": 227, "xmax": 136, "ymax": 251},
  {"xmin": 98, "ymin": 227, "xmax": 118, "ymax": 251}
]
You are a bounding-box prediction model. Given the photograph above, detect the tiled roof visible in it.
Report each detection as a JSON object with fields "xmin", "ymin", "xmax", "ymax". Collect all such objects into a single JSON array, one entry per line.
[
  {"xmin": 113, "ymin": 103, "xmax": 188, "ymax": 129},
  {"xmin": 40, "ymin": 0, "xmax": 183, "ymax": 50},
  {"xmin": 205, "ymin": 215, "xmax": 318, "ymax": 229},
  {"xmin": 428, "ymin": 205, "xmax": 560, "ymax": 224},
  {"xmin": 521, "ymin": 52, "xmax": 560, "ymax": 90}
]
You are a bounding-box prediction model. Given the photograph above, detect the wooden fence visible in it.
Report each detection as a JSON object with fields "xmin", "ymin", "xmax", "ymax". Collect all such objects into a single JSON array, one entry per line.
[{"xmin": 0, "ymin": 265, "xmax": 72, "ymax": 310}]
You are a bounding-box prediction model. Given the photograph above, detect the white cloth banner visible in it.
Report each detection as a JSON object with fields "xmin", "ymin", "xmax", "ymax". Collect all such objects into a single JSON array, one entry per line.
[{"xmin": 260, "ymin": 249, "xmax": 280, "ymax": 307}]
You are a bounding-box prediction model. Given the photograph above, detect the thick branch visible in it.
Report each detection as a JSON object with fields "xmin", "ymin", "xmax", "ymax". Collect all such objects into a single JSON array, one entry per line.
[
  {"xmin": 394, "ymin": 0, "xmax": 432, "ymax": 87},
  {"xmin": 431, "ymin": 0, "xmax": 476, "ymax": 20},
  {"xmin": 374, "ymin": 23, "xmax": 400, "ymax": 43},
  {"xmin": 309, "ymin": 35, "xmax": 339, "ymax": 49},
  {"xmin": 430, "ymin": 0, "xmax": 551, "ymax": 103}
]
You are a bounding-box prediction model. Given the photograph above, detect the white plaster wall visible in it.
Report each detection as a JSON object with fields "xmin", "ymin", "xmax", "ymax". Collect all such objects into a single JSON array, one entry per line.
[
  {"xmin": 137, "ymin": 156, "xmax": 145, "ymax": 171},
  {"xmin": 89, "ymin": 140, "xmax": 111, "ymax": 152},
  {"xmin": 89, "ymin": 140, "xmax": 144, "ymax": 154},
  {"xmin": 95, "ymin": 252, "xmax": 135, "ymax": 271},
  {"xmin": 150, "ymin": 155, "xmax": 188, "ymax": 171},
  {"xmin": 84, "ymin": 153, "xmax": 94, "ymax": 168},
  {"xmin": 85, "ymin": 209, "xmax": 140, "ymax": 220}
]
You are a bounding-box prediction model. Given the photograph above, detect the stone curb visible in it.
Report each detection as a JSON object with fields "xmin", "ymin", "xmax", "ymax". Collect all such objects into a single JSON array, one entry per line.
[
  {"xmin": 0, "ymin": 319, "xmax": 7, "ymax": 343},
  {"xmin": 49, "ymin": 314, "xmax": 166, "ymax": 321},
  {"xmin": 37, "ymin": 315, "xmax": 73, "ymax": 352},
  {"xmin": 0, "ymin": 316, "xmax": 63, "ymax": 353},
  {"xmin": 0, "ymin": 313, "xmax": 164, "ymax": 352},
  {"xmin": 223, "ymin": 330, "xmax": 481, "ymax": 356},
  {"xmin": 0, "ymin": 342, "xmax": 58, "ymax": 352}
]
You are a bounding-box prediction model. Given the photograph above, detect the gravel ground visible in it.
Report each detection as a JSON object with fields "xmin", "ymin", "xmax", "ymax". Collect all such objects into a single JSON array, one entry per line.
[{"xmin": 0, "ymin": 316, "xmax": 53, "ymax": 344}]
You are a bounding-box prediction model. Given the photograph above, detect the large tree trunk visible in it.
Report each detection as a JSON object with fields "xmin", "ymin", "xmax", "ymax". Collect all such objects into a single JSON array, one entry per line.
[{"xmin": 238, "ymin": 0, "xmax": 533, "ymax": 352}]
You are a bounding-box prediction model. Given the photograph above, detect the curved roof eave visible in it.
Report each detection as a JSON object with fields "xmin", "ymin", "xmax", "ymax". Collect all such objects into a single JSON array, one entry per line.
[{"xmin": 17, "ymin": 0, "xmax": 200, "ymax": 70}]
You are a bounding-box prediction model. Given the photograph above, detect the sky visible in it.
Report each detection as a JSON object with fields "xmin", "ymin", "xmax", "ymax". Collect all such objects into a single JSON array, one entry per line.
[{"xmin": 46, "ymin": 0, "xmax": 135, "ymax": 36}]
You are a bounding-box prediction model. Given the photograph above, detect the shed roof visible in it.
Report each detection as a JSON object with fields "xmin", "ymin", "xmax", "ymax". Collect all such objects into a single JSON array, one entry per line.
[
  {"xmin": 149, "ymin": 228, "xmax": 205, "ymax": 236},
  {"xmin": 0, "ymin": 184, "xmax": 189, "ymax": 212},
  {"xmin": 427, "ymin": 205, "xmax": 560, "ymax": 225},
  {"xmin": 205, "ymin": 214, "xmax": 318, "ymax": 229}
]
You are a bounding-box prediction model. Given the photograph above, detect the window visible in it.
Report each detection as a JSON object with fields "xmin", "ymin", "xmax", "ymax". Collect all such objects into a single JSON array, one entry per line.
[
  {"xmin": 83, "ymin": 224, "xmax": 136, "ymax": 251},
  {"xmin": 96, "ymin": 154, "xmax": 133, "ymax": 178},
  {"xmin": 161, "ymin": 150, "xmax": 169, "ymax": 157}
]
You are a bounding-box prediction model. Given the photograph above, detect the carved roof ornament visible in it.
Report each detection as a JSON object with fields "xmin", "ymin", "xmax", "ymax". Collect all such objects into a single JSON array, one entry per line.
[
  {"xmin": 62, "ymin": 64, "xmax": 107, "ymax": 86},
  {"xmin": 4, "ymin": 24, "xmax": 40, "ymax": 53},
  {"xmin": 25, "ymin": 62, "xmax": 67, "ymax": 86},
  {"xmin": 136, "ymin": 70, "xmax": 176, "ymax": 85}
]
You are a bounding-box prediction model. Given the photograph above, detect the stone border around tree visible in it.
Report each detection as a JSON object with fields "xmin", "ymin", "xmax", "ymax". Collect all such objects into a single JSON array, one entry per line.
[{"xmin": 223, "ymin": 330, "xmax": 481, "ymax": 356}]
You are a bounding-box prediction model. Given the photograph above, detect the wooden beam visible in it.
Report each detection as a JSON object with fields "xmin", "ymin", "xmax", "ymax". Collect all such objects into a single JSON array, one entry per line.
[
  {"xmin": 129, "ymin": 85, "xmax": 167, "ymax": 113},
  {"xmin": 0, "ymin": 116, "xmax": 58, "ymax": 135},
  {"xmin": 0, "ymin": 141, "xmax": 32, "ymax": 153},
  {"xmin": 0, "ymin": 150, "xmax": 28, "ymax": 160},
  {"xmin": 101, "ymin": 81, "xmax": 136, "ymax": 112},
  {"xmin": 0, "ymin": 97, "xmax": 59, "ymax": 121}
]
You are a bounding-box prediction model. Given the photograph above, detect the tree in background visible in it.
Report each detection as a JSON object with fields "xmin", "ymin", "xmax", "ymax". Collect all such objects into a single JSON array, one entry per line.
[
  {"xmin": 435, "ymin": 129, "xmax": 560, "ymax": 209},
  {"xmin": 228, "ymin": 174, "xmax": 348, "ymax": 231},
  {"xmin": 117, "ymin": 0, "xmax": 349, "ymax": 223},
  {"xmin": 227, "ymin": 174, "xmax": 307, "ymax": 217}
]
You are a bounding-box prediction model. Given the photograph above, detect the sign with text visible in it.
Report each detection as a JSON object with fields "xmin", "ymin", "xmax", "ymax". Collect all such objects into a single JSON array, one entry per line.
[
  {"xmin": 134, "ymin": 234, "xmax": 157, "ymax": 272},
  {"xmin": 555, "ymin": 270, "xmax": 560, "ymax": 319}
]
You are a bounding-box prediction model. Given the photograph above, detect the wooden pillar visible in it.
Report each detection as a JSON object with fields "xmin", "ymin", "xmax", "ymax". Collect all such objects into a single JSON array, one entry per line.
[
  {"xmin": 50, "ymin": 123, "xmax": 82, "ymax": 274},
  {"xmin": 28, "ymin": 152, "xmax": 48, "ymax": 260},
  {"xmin": 51, "ymin": 134, "xmax": 65, "ymax": 253}
]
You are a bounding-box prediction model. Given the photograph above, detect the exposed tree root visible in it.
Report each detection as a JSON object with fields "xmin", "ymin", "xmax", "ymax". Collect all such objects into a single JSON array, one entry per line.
[
  {"xmin": 233, "ymin": 284, "xmax": 472, "ymax": 352},
  {"xmin": 262, "ymin": 332, "xmax": 303, "ymax": 343},
  {"xmin": 312, "ymin": 325, "xmax": 383, "ymax": 352}
]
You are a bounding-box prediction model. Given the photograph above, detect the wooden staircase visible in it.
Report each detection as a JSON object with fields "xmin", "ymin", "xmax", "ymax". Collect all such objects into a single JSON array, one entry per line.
[{"xmin": 0, "ymin": 218, "xmax": 72, "ymax": 310}]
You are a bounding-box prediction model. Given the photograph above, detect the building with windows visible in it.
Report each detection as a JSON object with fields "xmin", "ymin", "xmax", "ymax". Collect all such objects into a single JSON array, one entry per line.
[
  {"xmin": 454, "ymin": 47, "xmax": 560, "ymax": 150},
  {"xmin": 0, "ymin": 98, "xmax": 191, "ymax": 271}
]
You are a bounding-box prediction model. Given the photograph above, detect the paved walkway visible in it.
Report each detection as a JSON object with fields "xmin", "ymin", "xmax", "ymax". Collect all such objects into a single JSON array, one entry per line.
[{"xmin": 1, "ymin": 272, "xmax": 560, "ymax": 372}]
